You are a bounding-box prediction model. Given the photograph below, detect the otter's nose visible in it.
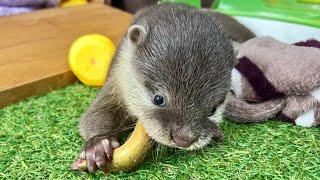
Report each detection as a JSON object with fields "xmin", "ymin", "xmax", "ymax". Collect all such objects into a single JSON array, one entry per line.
[{"xmin": 171, "ymin": 132, "xmax": 196, "ymax": 148}]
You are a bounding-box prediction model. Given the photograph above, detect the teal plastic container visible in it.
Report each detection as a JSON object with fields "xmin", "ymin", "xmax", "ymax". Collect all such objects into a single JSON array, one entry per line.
[
  {"xmin": 159, "ymin": 0, "xmax": 201, "ymax": 8},
  {"xmin": 212, "ymin": 0, "xmax": 320, "ymax": 28},
  {"xmin": 160, "ymin": 0, "xmax": 320, "ymax": 28}
]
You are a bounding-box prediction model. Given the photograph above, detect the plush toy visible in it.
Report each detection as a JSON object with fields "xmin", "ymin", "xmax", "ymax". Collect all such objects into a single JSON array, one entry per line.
[
  {"xmin": 60, "ymin": 0, "xmax": 88, "ymax": 8},
  {"xmin": 0, "ymin": 0, "xmax": 60, "ymax": 16},
  {"xmin": 226, "ymin": 36, "xmax": 320, "ymax": 127}
]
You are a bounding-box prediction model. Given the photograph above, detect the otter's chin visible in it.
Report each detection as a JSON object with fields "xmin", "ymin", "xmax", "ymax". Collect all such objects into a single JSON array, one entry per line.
[
  {"xmin": 152, "ymin": 134, "xmax": 213, "ymax": 151},
  {"xmin": 185, "ymin": 135, "xmax": 213, "ymax": 150}
]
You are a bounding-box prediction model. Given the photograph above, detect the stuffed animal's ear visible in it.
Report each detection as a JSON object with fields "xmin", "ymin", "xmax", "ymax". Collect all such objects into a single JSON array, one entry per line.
[
  {"xmin": 232, "ymin": 41, "xmax": 240, "ymax": 54},
  {"xmin": 128, "ymin": 25, "xmax": 147, "ymax": 45}
]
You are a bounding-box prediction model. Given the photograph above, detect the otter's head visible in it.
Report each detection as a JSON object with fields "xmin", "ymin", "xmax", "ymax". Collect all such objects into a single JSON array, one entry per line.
[{"xmin": 116, "ymin": 8, "xmax": 235, "ymax": 150}]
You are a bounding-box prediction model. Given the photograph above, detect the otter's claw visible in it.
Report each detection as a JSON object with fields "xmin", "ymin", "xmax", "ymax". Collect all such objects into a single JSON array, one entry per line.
[{"xmin": 71, "ymin": 136, "xmax": 120, "ymax": 173}]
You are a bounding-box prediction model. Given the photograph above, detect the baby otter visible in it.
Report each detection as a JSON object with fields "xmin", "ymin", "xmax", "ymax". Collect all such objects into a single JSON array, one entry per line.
[{"xmin": 75, "ymin": 3, "xmax": 254, "ymax": 172}]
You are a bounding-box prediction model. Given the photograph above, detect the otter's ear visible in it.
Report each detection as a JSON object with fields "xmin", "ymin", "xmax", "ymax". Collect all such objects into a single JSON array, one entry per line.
[{"xmin": 128, "ymin": 25, "xmax": 147, "ymax": 45}]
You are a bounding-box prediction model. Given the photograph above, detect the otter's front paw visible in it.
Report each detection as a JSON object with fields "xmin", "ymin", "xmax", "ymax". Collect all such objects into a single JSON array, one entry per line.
[{"xmin": 71, "ymin": 135, "xmax": 120, "ymax": 173}]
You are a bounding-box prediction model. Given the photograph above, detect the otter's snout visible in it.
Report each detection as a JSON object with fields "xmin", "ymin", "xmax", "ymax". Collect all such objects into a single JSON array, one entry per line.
[{"xmin": 170, "ymin": 124, "xmax": 198, "ymax": 148}]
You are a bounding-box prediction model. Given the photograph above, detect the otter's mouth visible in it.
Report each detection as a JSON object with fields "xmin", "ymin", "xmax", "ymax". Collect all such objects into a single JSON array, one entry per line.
[
  {"xmin": 166, "ymin": 134, "xmax": 213, "ymax": 150},
  {"xmin": 185, "ymin": 135, "xmax": 213, "ymax": 150},
  {"xmin": 144, "ymin": 129, "xmax": 213, "ymax": 150},
  {"xmin": 170, "ymin": 132, "xmax": 198, "ymax": 148}
]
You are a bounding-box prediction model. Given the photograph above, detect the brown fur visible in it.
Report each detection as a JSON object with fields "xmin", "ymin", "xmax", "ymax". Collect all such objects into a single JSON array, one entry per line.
[{"xmin": 75, "ymin": 3, "xmax": 254, "ymax": 172}]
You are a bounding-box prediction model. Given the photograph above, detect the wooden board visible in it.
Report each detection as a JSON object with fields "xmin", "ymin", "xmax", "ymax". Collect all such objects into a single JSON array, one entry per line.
[{"xmin": 0, "ymin": 4, "xmax": 132, "ymax": 108}]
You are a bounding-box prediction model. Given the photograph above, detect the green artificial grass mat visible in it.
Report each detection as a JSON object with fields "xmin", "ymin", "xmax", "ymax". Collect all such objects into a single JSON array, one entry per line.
[{"xmin": 1, "ymin": 83, "xmax": 319, "ymax": 179}]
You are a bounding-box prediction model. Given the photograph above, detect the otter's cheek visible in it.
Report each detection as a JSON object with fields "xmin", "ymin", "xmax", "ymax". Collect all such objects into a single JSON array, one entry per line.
[
  {"xmin": 139, "ymin": 118, "xmax": 175, "ymax": 147},
  {"xmin": 186, "ymin": 120, "xmax": 223, "ymax": 150},
  {"xmin": 208, "ymin": 100, "xmax": 227, "ymax": 124}
]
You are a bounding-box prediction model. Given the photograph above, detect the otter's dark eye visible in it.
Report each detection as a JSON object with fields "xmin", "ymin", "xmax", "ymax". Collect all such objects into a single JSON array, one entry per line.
[{"xmin": 153, "ymin": 95, "xmax": 165, "ymax": 107}]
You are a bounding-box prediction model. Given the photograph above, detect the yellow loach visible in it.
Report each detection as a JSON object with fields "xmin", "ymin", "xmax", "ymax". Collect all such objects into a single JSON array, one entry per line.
[
  {"xmin": 69, "ymin": 34, "xmax": 116, "ymax": 86},
  {"xmin": 60, "ymin": 0, "xmax": 88, "ymax": 7},
  {"xmin": 75, "ymin": 121, "xmax": 152, "ymax": 173}
]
